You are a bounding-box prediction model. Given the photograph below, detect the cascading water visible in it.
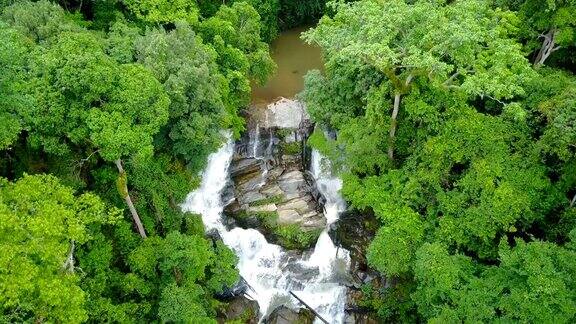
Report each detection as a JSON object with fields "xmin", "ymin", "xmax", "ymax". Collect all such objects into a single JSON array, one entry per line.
[
  {"xmin": 251, "ymin": 123, "xmax": 261, "ymax": 158},
  {"xmin": 182, "ymin": 133, "xmax": 350, "ymax": 323}
]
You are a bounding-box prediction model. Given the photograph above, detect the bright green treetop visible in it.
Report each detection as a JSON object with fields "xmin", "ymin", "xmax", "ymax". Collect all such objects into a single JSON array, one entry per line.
[
  {"xmin": 26, "ymin": 30, "xmax": 169, "ymax": 161},
  {"xmin": 0, "ymin": 174, "xmax": 119, "ymax": 323},
  {"xmin": 0, "ymin": 22, "xmax": 31, "ymax": 149},
  {"xmin": 121, "ymin": 0, "xmax": 199, "ymax": 25}
]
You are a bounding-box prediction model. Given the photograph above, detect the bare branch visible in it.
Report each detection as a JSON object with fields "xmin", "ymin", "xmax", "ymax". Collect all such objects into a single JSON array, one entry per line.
[
  {"xmin": 71, "ymin": 149, "xmax": 100, "ymax": 169},
  {"xmin": 443, "ymin": 71, "xmax": 460, "ymax": 86},
  {"xmin": 534, "ymin": 29, "xmax": 558, "ymax": 67},
  {"xmin": 405, "ymin": 73, "xmax": 414, "ymax": 86},
  {"xmin": 483, "ymin": 94, "xmax": 505, "ymax": 105}
]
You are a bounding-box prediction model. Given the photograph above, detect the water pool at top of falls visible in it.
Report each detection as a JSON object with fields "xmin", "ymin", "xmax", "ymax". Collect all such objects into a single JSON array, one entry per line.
[
  {"xmin": 181, "ymin": 27, "xmax": 350, "ymax": 323},
  {"xmin": 251, "ymin": 26, "xmax": 323, "ymax": 106}
]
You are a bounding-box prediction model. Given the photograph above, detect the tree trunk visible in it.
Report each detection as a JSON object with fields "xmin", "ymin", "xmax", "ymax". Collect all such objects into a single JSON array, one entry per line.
[
  {"xmin": 115, "ymin": 159, "xmax": 147, "ymax": 238},
  {"xmin": 534, "ymin": 29, "xmax": 560, "ymax": 67},
  {"xmin": 388, "ymin": 92, "xmax": 402, "ymax": 160},
  {"xmin": 388, "ymin": 75, "xmax": 413, "ymax": 160},
  {"xmin": 62, "ymin": 240, "xmax": 75, "ymax": 273},
  {"xmin": 570, "ymin": 192, "xmax": 576, "ymax": 208}
]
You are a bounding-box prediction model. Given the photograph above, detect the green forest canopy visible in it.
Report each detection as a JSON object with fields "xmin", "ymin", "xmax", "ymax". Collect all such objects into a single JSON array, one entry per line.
[
  {"xmin": 302, "ymin": 0, "xmax": 576, "ymax": 322},
  {"xmin": 0, "ymin": 0, "xmax": 575, "ymax": 322}
]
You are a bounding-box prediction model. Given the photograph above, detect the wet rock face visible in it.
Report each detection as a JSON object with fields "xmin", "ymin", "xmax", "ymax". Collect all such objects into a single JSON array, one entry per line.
[
  {"xmin": 343, "ymin": 312, "xmax": 379, "ymax": 324},
  {"xmin": 217, "ymin": 295, "xmax": 259, "ymax": 324},
  {"xmin": 223, "ymin": 101, "xmax": 326, "ymax": 250},
  {"xmin": 329, "ymin": 209, "xmax": 379, "ymax": 283},
  {"xmin": 264, "ymin": 306, "xmax": 314, "ymax": 324},
  {"xmin": 343, "ymin": 276, "xmax": 384, "ymax": 324}
]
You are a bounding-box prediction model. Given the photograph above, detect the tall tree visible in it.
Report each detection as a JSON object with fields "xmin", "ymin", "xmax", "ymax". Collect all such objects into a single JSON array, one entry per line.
[
  {"xmin": 0, "ymin": 174, "xmax": 119, "ymax": 323},
  {"xmin": 121, "ymin": 0, "xmax": 199, "ymax": 25},
  {"xmin": 0, "ymin": 22, "xmax": 30, "ymax": 150},
  {"xmin": 304, "ymin": 0, "xmax": 533, "ymax": 160},
  {"xmin": 25, "ymin": 31, "xmax": 169, "ymax": 237},
  {"xmin": 495, "ymin": 0, "xmax": 576, "ymax": 66}
]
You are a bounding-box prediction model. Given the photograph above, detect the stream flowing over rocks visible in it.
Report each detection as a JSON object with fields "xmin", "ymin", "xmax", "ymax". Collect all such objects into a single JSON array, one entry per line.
[{"xmin": 182, "ymin": 98, "xmax": 352, "ymax": 323}]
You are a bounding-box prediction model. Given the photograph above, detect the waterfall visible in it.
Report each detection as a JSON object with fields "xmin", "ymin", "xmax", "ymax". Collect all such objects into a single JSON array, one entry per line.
[
  {"xmin": 182, "ymin": 133, "xmax": 350, "ymax": 323},
  {"xmin": 252, "ymin": 123, "xmax": 260, "ymax": 158}
]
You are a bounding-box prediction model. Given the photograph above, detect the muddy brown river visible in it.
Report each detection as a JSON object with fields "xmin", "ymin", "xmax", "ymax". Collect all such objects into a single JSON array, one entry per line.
[{"xmin": 251, "ymin": 26, "xmax": 323, "ymax": 106}]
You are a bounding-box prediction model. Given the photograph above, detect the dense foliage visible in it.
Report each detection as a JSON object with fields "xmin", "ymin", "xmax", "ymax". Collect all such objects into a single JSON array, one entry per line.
[
  {"xmin": 303, "ymin": 0, "xmax": 576, "ymax": 322},
  {"xmin": 2, "ymin": 0, "xmax": 575, "ymax": 322},
  {"xmin": 0, "ymin": 0, "xmax": 277, "ymax": 322}
]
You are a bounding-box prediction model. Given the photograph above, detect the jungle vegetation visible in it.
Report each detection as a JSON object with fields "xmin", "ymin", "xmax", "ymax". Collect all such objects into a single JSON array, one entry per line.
[{"xmin": 1, "ymin": 0, "xmax": 575, "ymax": 322}]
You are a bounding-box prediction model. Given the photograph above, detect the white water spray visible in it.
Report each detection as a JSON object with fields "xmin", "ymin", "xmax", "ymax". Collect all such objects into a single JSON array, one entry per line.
[
  {"xmin": 252, "ymin": 123, "xmax": 261, "ymax": 158},
  {"xmin": 182, "ymin": 134, "xmax": 350, "ymax": 323}
]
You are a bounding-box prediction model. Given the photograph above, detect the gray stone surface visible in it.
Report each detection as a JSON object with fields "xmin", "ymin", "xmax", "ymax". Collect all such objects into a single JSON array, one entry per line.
[
  {"xmin": 277, "ymin": 209, "xmax": 302, "ymax": 224},
  {"xmin": 248, "ymin": 204, "xmax": 278, "ymax": 213},
  {"xmin": 224, "ymin": 102, "xmax": 326, "ymax": 249}
]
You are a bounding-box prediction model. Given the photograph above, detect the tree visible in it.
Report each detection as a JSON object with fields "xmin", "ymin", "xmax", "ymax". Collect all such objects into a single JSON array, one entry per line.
[
  {"xmin": 413, "ymin": 239, "xmax": 576, "ymax": 323},
  {"xmin": 158, "ymin": 283, "xmax": 215, "ymax": 323},
  {"xmin": 121, "ymin": 0, "xmax": 199, "ymax": 25},
  {"xmin": 25, "ymin": 30, "xmax": 169, "ymax": 237},
  {"xmin": 1, "ymin": 0, "xmax": 250, "ymax": 322},
  {"xmin": 199, "ymin": 1, "xmax": 276, "ymax": 86},
  {"xmin": 531, "ymin": 69, "xmax": 576, "ymax": 163},
  {"xmin": 303, "ymin": 1, "xmax": 576, "ymax": 322},
  {"xmin": 304, "ymin": 0, "xmax": 533, "ymax": 160},
  {"xmin": 0, "ymin": 22, "xmax": 31, "ymax": 149},
  {"xmin": 0, "ymin": 174, "xmax": 119, "ymax": 323},
  {"xmin": 128, "ymin": 232, "xmax": 239, "ymax": 322},
  {"xmin": 491, "ymin": 239, "xmax": 576, "ymax": 323},
  {"xmin": 278, "ymin": 0, "xmax": 325, "ymax": 30},
  {"xmin": 134, "ymin": 22, "xmax": 231, "ymax": 171},
  {"xmin": 1, "ymin": 0, "xmax": 81, "ymax": 43},
  {"xmin": 367, "ymin": 205, "xmax": 425, "ymax": 276},
  {"xmin": 522, "ymin": 68, "xmax": 576, "ymax": 239},
  {"xmin": 495, "ymin": 0, "xmax": 576, "ymax": 66}
]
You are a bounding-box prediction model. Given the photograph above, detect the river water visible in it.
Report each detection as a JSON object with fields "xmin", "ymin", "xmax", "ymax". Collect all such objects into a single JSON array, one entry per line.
[
  {"xmin": 182, "ymin": 27, "xmax": 350, "ymax": 323},
  {"xmin": 251, "ymin": 26, "xmax": 323, "ymax": 105}
]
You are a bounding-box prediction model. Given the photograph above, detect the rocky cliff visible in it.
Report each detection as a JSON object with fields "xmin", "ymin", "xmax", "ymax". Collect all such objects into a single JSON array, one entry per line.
[{"xmin": 223, "ymin": 99, "xmax": 327, "ymax": 250}]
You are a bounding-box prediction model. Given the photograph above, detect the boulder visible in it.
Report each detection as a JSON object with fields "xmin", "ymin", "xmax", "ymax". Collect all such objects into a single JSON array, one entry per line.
[
  {"xmin": 261, "ymin": 183, "xmax": 283, "ymax": 196},
  {"xmin": 236, "ymin": 171, "xmax": 264, "ymax": 193},
  {"xmin": 300, "ymin": 212, "xmax": 326, "ymax": 229},
  {"xmin": 277, "ymin": 197, "xmax": 310, "ymax": 213},
  {"xmin": 277, "ymin": 209, "xmax": 302, "ymax": 224},
  {"xmin": 343, "ymin": 286, "xmax": 380, "ymax": 324},
  {"xmin": 217, "ymin": 295, "xmax": 259, "ymax": 324},
  {"xmin": 215, "ymin": 277, "xmax": 249, "ymax": 300},
  {"xmin": 267, "ymin": 98, "xmax": 310, "ymax": 129},
  {"xmin": 343, "ymin": 312, "xmax": 379, "ymax": 324},
  {"xmin": 238, "ymin": 190, "xmax": 267, "ymax": 205},
  {"xmin": 230, "ymin": 158, "xmax": 262, "ymax": 178},
  {"xmin": 278, "ymin": 170, "xmax": 306, "ymax": 194},
  {"xmin": 266, "ymin": 167, "xmax": 284, "ymax": 181},
  {"xmin": 248, "ymin": 204, "xmax": 278, "ymax": 213},
  {"xmin": 329, "ymin": 209, "xmax": 378, "ymax": 276},
  {"xmin": 224, "ymin": 100, "xmax": 329, "ymax": 250},
  {"xmin": 264, "ymin": 306, "xmax": 314, "ymax": 324}
]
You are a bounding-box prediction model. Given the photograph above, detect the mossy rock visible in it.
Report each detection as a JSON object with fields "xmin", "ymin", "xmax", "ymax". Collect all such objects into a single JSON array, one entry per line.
[
  {"xmin": 230, "ymin": 210, "xmax": 321, "ymax": 250},
  {"xmin": 274, "ymin": 224, "xmax": 322, "ymax": 250},
  {"xmin": 232, "ymin": 210, "xmax": 278, "ymax": 230},
  {"xmin": 280, "ymin": 141, "xmax": 301, "ymax": 155},
  {"xmin": 275, "ymin": 128, "xmax": 294, "ymax": 141},
  {"xmin": 248, "ymin": 195, "xmax": 283, "ymax": 207}
]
